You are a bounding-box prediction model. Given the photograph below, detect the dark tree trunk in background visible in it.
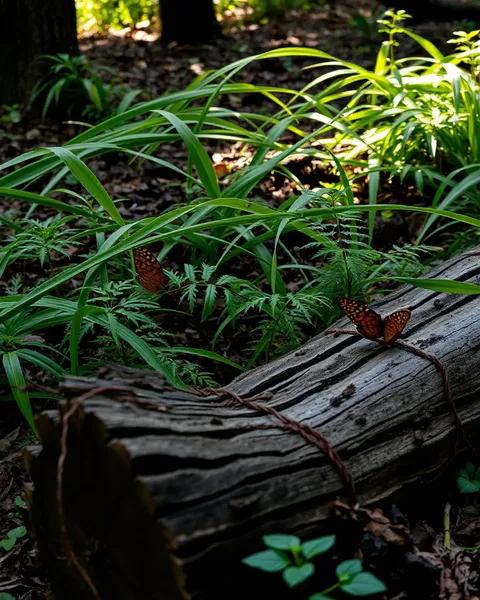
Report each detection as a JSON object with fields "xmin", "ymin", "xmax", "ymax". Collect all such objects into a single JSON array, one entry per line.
[
  {"xmin": 386, "ymin": 0, "xmax": 480, "ymax": 22},
  {"xmin": 160, "ymin": 0, "xmax": 222, "ymax": 44},
  {"xmin": 0, "ymin": 0, "xmax": 78, "ymax": 107}
]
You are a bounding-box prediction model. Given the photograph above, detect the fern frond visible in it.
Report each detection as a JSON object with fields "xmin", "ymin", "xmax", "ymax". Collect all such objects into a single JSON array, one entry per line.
[
  {"xmin": 165, "ymin": 269, "xmax": 185, "ymax": 286},
  {"xmin": 184, "ymin": 264, "xmax": 197, "ymax": 282},
  {"xmin": 201, "ymin": 263, "xmax": 216, "ymax": 282}
]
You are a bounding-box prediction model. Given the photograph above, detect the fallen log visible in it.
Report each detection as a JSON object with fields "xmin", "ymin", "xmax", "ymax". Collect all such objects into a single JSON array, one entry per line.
[{"xmin": 25, "ymin": 250, "xmax": 480, "ymax": 600}]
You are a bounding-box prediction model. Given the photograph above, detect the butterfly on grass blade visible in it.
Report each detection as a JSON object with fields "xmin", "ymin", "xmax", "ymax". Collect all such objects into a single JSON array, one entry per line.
[
  {"xmin": 337, "ymin": 298, "xmax": 411, "ymax": 344},
  {"xmin": 133, "ymin": 246, "xmax": 165, "ymax": 293}
]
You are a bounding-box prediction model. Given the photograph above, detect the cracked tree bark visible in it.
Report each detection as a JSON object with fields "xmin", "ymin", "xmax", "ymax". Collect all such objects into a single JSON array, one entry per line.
[
  {"xmin": 0, "ymin": 0, "xmax": 78, "ymax": 106},
  {"xmin": 25, "ymin": 249, "xmax": 480, "ymax": 600}
]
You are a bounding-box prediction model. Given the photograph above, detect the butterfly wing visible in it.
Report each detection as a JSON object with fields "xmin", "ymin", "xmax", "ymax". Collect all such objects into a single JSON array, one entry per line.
[
  {"xmin": 133, "ymin": 247, "xmax": 165, "ymax": 293},
  {"xmin": 383, "ymin": 309, "xmax": 411, "ymax": 344},
  {"xmin": 337, "ymin": 298, "xmax": 383, "ymax": 340}
]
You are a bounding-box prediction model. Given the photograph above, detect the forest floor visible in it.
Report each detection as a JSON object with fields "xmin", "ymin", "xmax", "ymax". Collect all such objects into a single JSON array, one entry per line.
[{"xmin": 1, "ymin": 1, "xmax": 480, "ymax": 598}]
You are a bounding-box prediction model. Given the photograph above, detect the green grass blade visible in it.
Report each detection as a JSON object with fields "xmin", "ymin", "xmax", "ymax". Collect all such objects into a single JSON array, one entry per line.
[
  {"xmin": 418, "ymin": 168, "xmax": 480, "ymax": 242},
  {"xmin": 0, "ymin": 187, "xmax": 104, "ymax": 220},
  {"xmin": 388, "ymin": 277, "xmax": 480, "ymax": 294},
  {"xmin": 46, "ymin": 147, "xmax": 124, "ymax": 225},
  {"xmin": 399, "ymin": 29, "xmax": 444, "ymax": 60},
  {"xmin": 16, "ymin": 348, "xmax": 65, "ymax": 378},
  {"xmin": 165, "ymin": 347, "xmax": 243, "ymax": 370},
  {"xmin": 2, "ymin": 352, "xmax": 37, "ymax": 433},
  {"xmin": 1, "ymin": 200, "xmax": 479, "ymax": 324},
  {"xmin": 89, "ymin": 313, "xmax": 179, "ymax": 385},
  {"xmin": 155, "ymin": 110, "xmax": 220, "ymax": 199},
  {"xmin": 367, "ymin": 155, "xmax": 380, "ymax": 243}
]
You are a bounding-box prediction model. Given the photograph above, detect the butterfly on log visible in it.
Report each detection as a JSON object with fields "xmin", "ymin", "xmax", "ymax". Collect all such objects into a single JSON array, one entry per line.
[
  {"xmin": 337, "ymin": 298, "xmax": 411, "ymax": 344},
  {"xmin": 133, "ymin": 246, "xmax": 166, "ymax": 293}
]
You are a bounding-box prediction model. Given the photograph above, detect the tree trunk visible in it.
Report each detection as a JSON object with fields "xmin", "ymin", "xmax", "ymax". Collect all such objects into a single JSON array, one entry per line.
[
  {"xmin": 0, "ymin": 0, "xmax": 78, "ymax": 107},
  {"xmin": 25, "ymin": 250, "xmax": 480, "ymax": 600},
  {"xmin": 386, "ymin": 0, "xmax": 480, "ymax": 22},
  {"xmin": 160, "ymin": 0, "xmax": 222, "ymax": 44}
]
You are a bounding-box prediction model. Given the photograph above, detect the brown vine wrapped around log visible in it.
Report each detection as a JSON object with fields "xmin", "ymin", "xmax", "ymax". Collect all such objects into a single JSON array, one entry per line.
[{"xmin": 25, "ymin": 250, "xmax": 480, "ymax": 600}]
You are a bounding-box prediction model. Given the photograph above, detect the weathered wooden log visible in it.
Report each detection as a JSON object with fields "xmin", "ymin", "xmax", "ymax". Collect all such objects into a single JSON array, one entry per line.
[{"xmin": 25, "ymin": 250, "xmax": 480, "ymax": 600}]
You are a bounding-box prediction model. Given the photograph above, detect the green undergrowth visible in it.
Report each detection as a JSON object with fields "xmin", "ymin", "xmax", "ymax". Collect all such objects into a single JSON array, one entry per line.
[{"xmin": 1, "ymin": 11, "xmax": 480, "ymax": 431}]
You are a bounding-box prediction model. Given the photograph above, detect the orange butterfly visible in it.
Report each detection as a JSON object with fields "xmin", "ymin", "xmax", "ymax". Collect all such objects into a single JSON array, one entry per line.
[
  {"xmin": 133, "ymin": 246, "xmax": 165, "ymax": 293},
  {"xmin": 337, "ymin": 298, "xmax": 411, "ymax": 344}
]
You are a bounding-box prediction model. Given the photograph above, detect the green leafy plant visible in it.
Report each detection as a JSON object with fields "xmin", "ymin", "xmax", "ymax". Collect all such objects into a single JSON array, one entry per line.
[
  {"xmin": 30, "ymin": 53, "xmax": 142, "ymax": 120},
  {"xmin": 4, "ymin": 214, "xmax": 79, "ymax": 273},
  {"xmin": 3, "ymin": 39, "xmax": 480, "ymax": 434},
  {"xmin": 243, "ymin": 533, "xmax": 386, "ymax": 596},
  {"xmin": 168, "ymin": 263, "xmax": 329, "ymax": 366},
  {"xmin": 456, "ymin": 461, "xmax": 480, "ymax": 493},
  {"xmin": 15, "ymin": 496, "xmax": 26, "ymax": 509},
  {"xmin": 447, "ymin": 29, "xmax": 480, "ymax": 80},
  {"xmin": 0, "ymin": 593, "xmax": 16, "ymax": 600},
  {"xmin": 0, "ymin": 307, "xmax": 66, "ymax": 432},
  {"xmin": 0, "ymin": 104, "xmax": 21, "ymax": 125},
  {"xmin": 302, "ymin": 10, "xmax": 480, "ymax": 245},
  {"xmin": 0, "ymin": 526, "xmax": 26, "ymax": 551}
]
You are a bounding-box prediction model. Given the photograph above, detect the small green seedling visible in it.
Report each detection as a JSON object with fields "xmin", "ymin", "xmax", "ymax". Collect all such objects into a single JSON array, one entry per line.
[
  {"xmin": 0, "ymin": 526, "xmax": 26, "ymax": 551},
  {"xmin": 243, "ymin": 533, "xmax": 335, "ymax": 587},
  {"xmin": 14, "ymin": 496, "xmax": 26, "ymax": 509},
  {"xmin": 457, "ymin": 461, "xmax": 480, "ymax": 493},
  {"xmin": 242, "ymin": 534, "xmax": 386, "ymax": 597}
]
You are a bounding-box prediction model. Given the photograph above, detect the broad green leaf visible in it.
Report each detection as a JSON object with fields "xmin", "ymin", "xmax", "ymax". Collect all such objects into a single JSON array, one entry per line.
[
  {"xmin": 0, "ymin": 537, "xmax": 16, "ymax": 551},
  {"xmin": 336, "ymin": 559, "xmax": 363, "ymax": 580},
  {"xmin": 283, "ymin": 563, "xmax": 315, "ymax": 588},
  {"xmin": 0, "ymin": 593, "xmax": 16, "ymax": 600},
  {"xmin": 466, "ymin": 461, "xmax": 476, "ymax": 476},
  {"xmin": 340, "ymin": 571, "xmax": 387, "ymax": 596},
  {"xmin": 457, "ymin": 477, "xmax": 480, "ymax": 494},
  {"xmin": 263, "ymin": 534, "xmax": 301, "ymax": 550},
  {"xmin": 242, "ymin": 549, "xmax": 290, "ymax": 572},
  {"xmin": 7, "ymin": 526, "xmax": 26, "ymax": 539},
  {"xmin": 301, "ymin": 535, "xmax": 336, "ymax": 559}
]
